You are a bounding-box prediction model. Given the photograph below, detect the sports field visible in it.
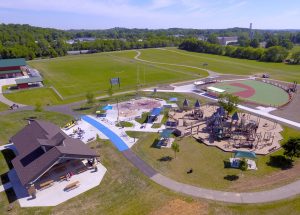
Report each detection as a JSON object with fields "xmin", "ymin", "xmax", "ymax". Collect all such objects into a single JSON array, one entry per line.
[
  {"xmin": 28, "ymin": 52, "xmax": 207, "ymax": 99},
  {"xmin": 132, "ymin": 48, "xmax": 300, "ymax": 83},
  {"xmin": 211, "ymin": 80, "xmax": 289, "ymax": 106},
  {"xmin": 5, "ymin": 47, "xmax": 300, "ymax": 105}
]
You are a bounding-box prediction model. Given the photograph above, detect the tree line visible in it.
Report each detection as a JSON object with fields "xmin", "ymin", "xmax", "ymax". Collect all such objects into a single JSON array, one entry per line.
[
  {"xmin": 1, "ymin": 24, "xmax": 300, "ymax": 61},
  {"xmin": 179, "ymin": 39, "xmax": 290, "ymax": 63}
]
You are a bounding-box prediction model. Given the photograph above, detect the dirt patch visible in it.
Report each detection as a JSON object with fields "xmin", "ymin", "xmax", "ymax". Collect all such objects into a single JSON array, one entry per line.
[
  {"xmin": 230, "ymin": 82, "xmax": 256, "ymax": 98},
  {"xmin": 229, "ymin": 160, "xmax": 300, "ymax": 192},
  {"xmin": 149, "ymin": 199, "xmax": 208, "ymax": 215}
]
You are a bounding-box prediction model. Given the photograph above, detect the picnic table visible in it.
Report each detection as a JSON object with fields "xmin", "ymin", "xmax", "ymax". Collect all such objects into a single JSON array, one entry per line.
[
  {"xmin": 64, "ymin": 181, "xmax": 80, "ymax": 191},
  {"xmin": 39, "ymin": 180, "xmax": 54, "ymax": 190}
]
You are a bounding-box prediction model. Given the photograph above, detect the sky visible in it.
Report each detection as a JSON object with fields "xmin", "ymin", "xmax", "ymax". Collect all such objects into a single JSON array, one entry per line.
[{"xmin": 0, "ymin": 0, "xmax": 299, "ymax": 30}]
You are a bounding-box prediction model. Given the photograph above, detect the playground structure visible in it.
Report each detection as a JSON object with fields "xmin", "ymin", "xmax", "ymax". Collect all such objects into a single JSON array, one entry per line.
[{"xmin": 167, "ymin": 100, "xmax": 283, "ymax": 155}]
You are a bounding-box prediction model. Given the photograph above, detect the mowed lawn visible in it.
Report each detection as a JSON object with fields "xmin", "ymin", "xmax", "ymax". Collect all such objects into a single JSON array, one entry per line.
[
  {"xmin": 135, "ymin": 48, "xmax": 300, "ymax": 83},
  {"xmin": 0, "ymin": 101, "xmax": 8, "ymax": 111},
  {"xmin": 28, "ymin": 52, "xmax": 206, "ymax": 99},
  {"xmin": 4, "ymin": 88, "xmax": 62, "ymax": 106},
  {"xmin": 131, "ymin": 125, "xmax": 300, "ymax": 191}
]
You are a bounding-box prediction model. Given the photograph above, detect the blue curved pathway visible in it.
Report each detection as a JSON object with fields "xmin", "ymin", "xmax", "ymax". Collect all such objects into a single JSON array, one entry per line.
[{"xmin": 82, "ymin": 115, "xmax": 129, "ymax": 151}]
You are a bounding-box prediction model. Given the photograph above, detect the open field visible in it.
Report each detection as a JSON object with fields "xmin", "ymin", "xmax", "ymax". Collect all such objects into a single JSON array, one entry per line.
[
  {"xmin": 132, "ymin": 48, "xmax": 300, "ymax": 83},
  {"xmin": 4, "ymin": 88, "xmax": 62, "ymax": 106},
  {"xmin": 131, "ymin": 125, "xmax": 300, "ymax": 192},
  {"xmin": 27, "ymin": 51, "xmax": 207, "ymax": 100}
]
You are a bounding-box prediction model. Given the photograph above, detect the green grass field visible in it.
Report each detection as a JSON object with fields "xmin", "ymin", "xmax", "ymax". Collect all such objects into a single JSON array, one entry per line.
[
  {"xmin": 5, "ymin": 47, "xmax": 300, "ymax": 106},
  {"xmin": 212, "ymin": 80, "xmax": 289, "ymax": 106},
  {"xmin": 134, "ymin": 48, "xmax": 300, "ymax": 83},
  {"xmin": 28, "ymin": 52, "xmax": 207, "ymax": 99},
  {"xmin": 0, "ymin": 101, "xmax": 8, "ymax": 111},
  {"xmin": 4, "ymin": 88, "xmax": 62, "ymax": 106}
]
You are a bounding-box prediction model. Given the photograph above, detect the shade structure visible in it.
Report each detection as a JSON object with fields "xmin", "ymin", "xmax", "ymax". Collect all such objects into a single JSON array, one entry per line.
[
  {"xmin": 232, "ymin": 112, "xmax": 239, "ymax": 121},
  {"xmin": 150, "ymin": 107, "xmax": 161, "ymax": 117},
  {"xmin": 194, "ymin": 100, "xmax": 201, "ymax": 108},
  {"xmin": 102, "ymin": 105, "xmax": 113, "ymax": 110},
  {"xmin": 169, "ymin": 97, "xmax": 178, "ymax": 102},
  {"xmin": 183, "ymin": 99, "xmax": 189, "ymax": 107},
  {"xmin": 160, "ymin": 129, "xmax": 173, "ymax": 139},
  {"xmin": 234, "ymin": 150, "xmax": 257, "ymax": 159}
]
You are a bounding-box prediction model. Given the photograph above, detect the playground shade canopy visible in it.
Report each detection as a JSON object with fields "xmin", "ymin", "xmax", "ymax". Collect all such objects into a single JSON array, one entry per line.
[
  {"xmin": 232, "ymin": 112, "xmax": 239, "ymax": 121},
  {"xmin": 234, "ymin": 150, "xmax": 257, "ymax": 159},
  {"xmin": 183, "ymin": 99, "xmax": 189, "ymax": 107},
  {"xmin": 194, "ymin": 100, "xmax": 201, "ymax": 108},
  {"xmin": 102, "ymin": 105, "xmax": 113, "ymax": 110},
  {"xmin": 160, "ymin": 129, "xmax": 173, "ymax": 139},
  {"xmin": 150, "ymin": 107, "xmax": 161, "ymax": 117},
  {"xmin": 207, "ymin": 86, "xmax": 225, "ymax": 93}
]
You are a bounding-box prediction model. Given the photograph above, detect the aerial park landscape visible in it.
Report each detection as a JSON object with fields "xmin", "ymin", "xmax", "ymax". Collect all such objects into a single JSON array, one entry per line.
[{"xmin": 1, "ymin": 1, "xmax": 300, "ymax": 214}]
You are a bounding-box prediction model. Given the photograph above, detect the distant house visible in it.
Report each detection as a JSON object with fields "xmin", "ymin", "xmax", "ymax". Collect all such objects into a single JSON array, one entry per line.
[
  {"xmin": 11, "ymin": 120, "xmax": 98, "ymax": 187},
  {"xmin": 259, "ymin": 42, "xmax": 267, "ymax": 48},
  {"xmin": 67, "ymin": 50, "xmax": 90, "ymax": 55},
  {"xmin": 217, "ymin": 36, "xmax": 238, "ymax": 46},
  {"xmin": 197, "ymin": 36, "xmax": 207, "ymax": 41},
  {"xmin": 0, "ymin": 58, "xmax": 26, "ymax": 79}
]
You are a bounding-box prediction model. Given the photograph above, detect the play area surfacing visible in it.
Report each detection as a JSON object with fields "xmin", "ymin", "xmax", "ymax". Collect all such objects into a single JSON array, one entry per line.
[{"xmin": 211, "ymin": 80, "xmax": 289, "ymax": 106}]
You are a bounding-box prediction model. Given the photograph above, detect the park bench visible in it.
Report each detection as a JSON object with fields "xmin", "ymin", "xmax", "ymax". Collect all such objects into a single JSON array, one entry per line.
[
  {"xmin": 64, "ymin": 181, "xmax": 80, "ymax": 191},
  {"xmin": 39, "ymin": 180, "xmax": 54, "ymax": 190}
]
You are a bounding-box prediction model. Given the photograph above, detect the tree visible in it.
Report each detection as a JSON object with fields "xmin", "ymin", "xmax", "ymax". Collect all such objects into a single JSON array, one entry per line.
[
  {"xmin": 250, "ymin": 39, "xmax": 259, "ymax": 48},
  {"xmin": 239, "ymin": 158, "xmax": 248, "ymax": 171},
  {"xmin": 34, "ymin": 102, "xmax": 43, "ymax": 112},
  {"xmin": 207, "ymin": 34, "xmax": 219, "ymax": 44},
  {"xmin": 218, "ymin": 93, "xmax": 240, "ymax": 115},
  {"xmin": 262, "ymin": 46, "xmax": 288, "ymax": 62},
  {"xmin": 282, "ymin": 137, "xmax": 300, "ymax": 160},
  {"xmin": 86, "ymin": 92, "xmax": 95, "ymax": 105},
  {"xmin": 291, "ymin": 51, "xmax": 300, "ymax": 64},
  {"xmin": 238, "ymin": 35, "xmax": 250, "ymax": 47},
  {"xmin": 171, "ymin": 142, "xmax": 180, "ymax": 159}
]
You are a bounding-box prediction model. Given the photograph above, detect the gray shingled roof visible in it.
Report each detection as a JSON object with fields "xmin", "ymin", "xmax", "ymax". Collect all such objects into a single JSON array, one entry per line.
[{"xmin": 11, "ymin": 120, "xmax": 98, "ymax": 186}]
